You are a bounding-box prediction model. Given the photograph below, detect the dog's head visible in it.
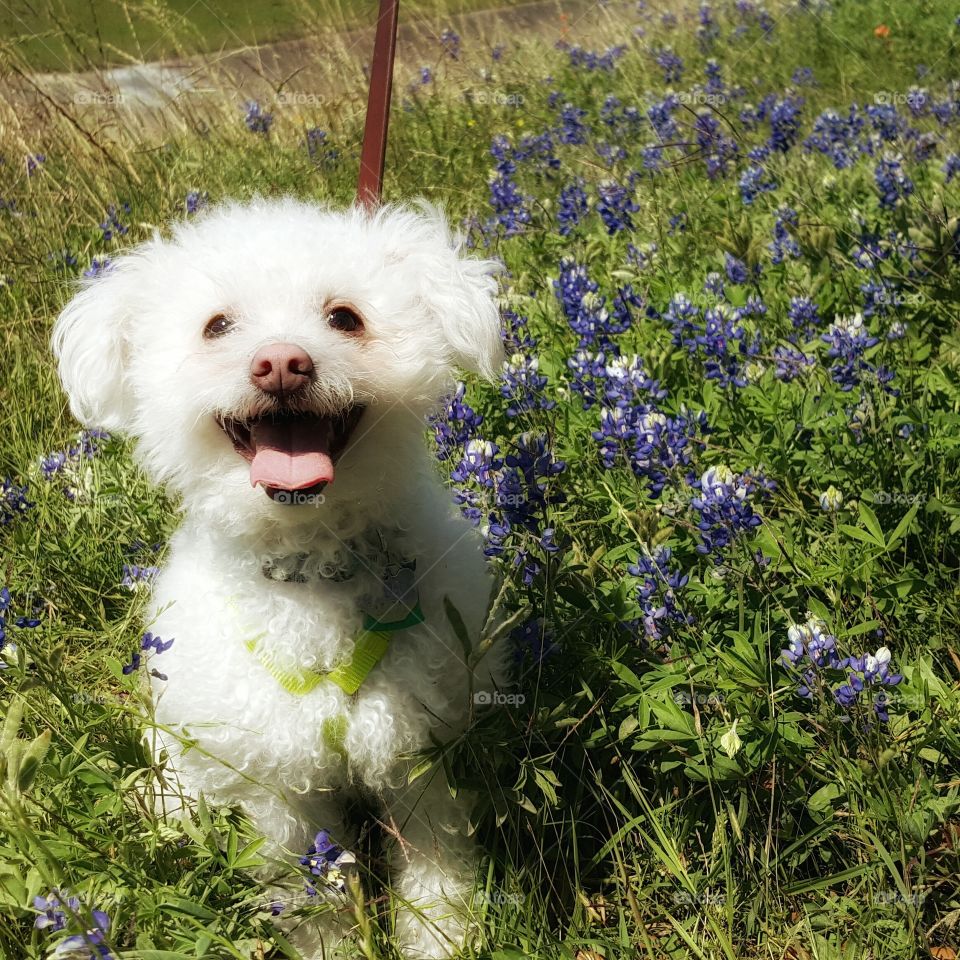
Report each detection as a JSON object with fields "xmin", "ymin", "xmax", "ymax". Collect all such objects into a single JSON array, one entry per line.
[{"xmin": 52, "ymin": 199, "xmax": 503, "ymax": 531}]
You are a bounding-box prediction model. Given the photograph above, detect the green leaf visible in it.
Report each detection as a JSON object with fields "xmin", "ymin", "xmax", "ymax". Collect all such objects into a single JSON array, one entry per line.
[
  {"xmin": 843, "ymin": 619, "xmax": 883, "ymax": 638},
  {"xmin": 0, "ymin": 867, "xmax": 26, "ymax": 907},
  {"xmin": 876, "ymin": 577, "xmax": 926, "ymax": 599},
  {"xmin": 232, "ymin": 836, "xmax": 267, "ymax": 870},
  {"xmin": 554, "ymin": 584, "xmax": 593, "ymax": 609},
  {"xmin": 618, "ymin": 714, "xmax": 639, "ymax": 740},
  {"xmin": 443, "ymin": 595, "xmax": 472, "ymax": 659},
  {"xmin": 124, "ymin": 953, "xmax": 195, "ymax": 960},
  {"xmin": 611, "ymin": 661, "xmax": 644, "ymax": 691},
  {"xmin": 839, "ymin": 524, "xmax": 883, "ymax": 547},
  {"xmin": 226, "ymin": 824, "xmax": 237, "ymax": 866},
  {"xmin": 887, "ymin": 500, "xmax": 920, "ymax": 548},
  {"xmin": 533, "ymin": 766, "xmax": 560, "ymax": 806},
  {"xmin": 807, "ymin": 781, "xmax": 842, "ymax": 815},
  {"xmin": 196, "ymin": 793, "xmax": 213, "ymax": 835},
  {"xmin": 635, "ymin": 729, "xmax": 698, "ymax": 745},
  {"xmin": 157, "ymin": 897, "xmax": 217, "ymax": 921},
  {"xmin": 858, "ymin": 502, "xmax": 885, "ymax": 545},
  {"xmin": 104, "ymin": 655, "xmax": 126, "ymax": 682},
  {"xmin": 407, "ymin": 756, "xmax": 435, "ymax": 784},
  {"xmin": 783, "ymin": 862, "xmax": 878, "ymax": 895}
]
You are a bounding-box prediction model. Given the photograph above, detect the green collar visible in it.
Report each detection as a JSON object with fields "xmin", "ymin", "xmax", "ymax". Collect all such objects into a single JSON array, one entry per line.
[
  {"xmin": 238, "ymin": 547, "xmax": 422, "ymax": 754},
  {"xmin": 244, "ymin": 600, "xmax": 424, "ymax": 698}
]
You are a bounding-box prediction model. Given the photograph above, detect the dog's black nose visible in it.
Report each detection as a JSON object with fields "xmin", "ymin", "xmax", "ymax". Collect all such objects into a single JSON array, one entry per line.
[{"xmin": 250, "ymin": 343, "xmax": 315, "ymax": 396}]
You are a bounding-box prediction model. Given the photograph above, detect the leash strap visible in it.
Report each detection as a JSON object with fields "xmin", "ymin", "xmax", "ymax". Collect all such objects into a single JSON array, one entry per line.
[{"xmin": 356, "ymin": 0, "xmax": 400, "ymax": 210}]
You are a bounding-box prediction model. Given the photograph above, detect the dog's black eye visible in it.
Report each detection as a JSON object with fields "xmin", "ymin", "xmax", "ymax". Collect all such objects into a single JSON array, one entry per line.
[
  {"xmin": 328, "ymin": 307, "xmax": 363, "ymax": 335},
  {"xmin": 204, "ymin": 314, "xmax": 234, "ymax": 339}
]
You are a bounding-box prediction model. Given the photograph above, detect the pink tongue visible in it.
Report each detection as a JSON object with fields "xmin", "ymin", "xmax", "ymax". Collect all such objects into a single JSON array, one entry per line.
[{"xmin": 249, "ymin": 417, "xmax": 335, "ymax": 491}]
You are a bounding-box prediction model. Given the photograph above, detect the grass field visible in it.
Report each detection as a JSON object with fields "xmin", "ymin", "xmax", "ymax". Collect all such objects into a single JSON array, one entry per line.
[
  {"xmin": 2, "ymin": 0, "xmax": 960, "ymax": 958},
  {"xmin": 0, "ymin": 0, "xmax": 527, "ymax": 72}
]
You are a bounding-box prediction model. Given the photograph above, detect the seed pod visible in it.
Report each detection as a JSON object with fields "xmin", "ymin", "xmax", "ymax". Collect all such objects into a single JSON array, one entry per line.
[
  {"xmin": 0, "ymin": 701, "xmax": 24, "ymax": 782},
  {"xmin": 16, "ymin": 729, "xmax": 51, "ymax": 794},
  {"xmin": 0, "ymin": 699, "xmax": 23, "ymax": 753},
  {"xmin": 4, "ymin": 740, "xmax": 22, "ymax": 792}
]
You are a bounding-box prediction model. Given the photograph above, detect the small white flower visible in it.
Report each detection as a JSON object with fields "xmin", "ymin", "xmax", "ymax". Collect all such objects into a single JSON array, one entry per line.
[
  {"xmin": 720, "ymin": 719, "xmax": 742, "ymax": 758},
  {"xmin": 0, "ymin": 642, "xmax": 16, "ymax": 670},
  {"xmin": 638, "ymin": 411, "xmax": 667, "ymax": 432},
  {"xmin": 889, "ymin": 320, "xmax": 907, "ymax": 338},
  {"xmin": 701, "ymin": 464, "xmax": 735, "ymax": 493},
  {"xmin": 604, "ymin": 354, "xmax": 643, "ymax": 380},
  {"xmin": 601, "ymin": 406, "xmax": 627, "ymax": 424},
  {"xmin": 581, "ymin": 291, "xmax": 607, "ymax": 317},
  {"xmin": 505, "ymin": 352, "xmax": 536, "ymax": 372},
  {"xmin": 819, "ymin": 486, "xmax": 843, "ymax": 512},
  {"xmin": 464, "ymin": 439, "xmax": 496, "ymax": 463}
]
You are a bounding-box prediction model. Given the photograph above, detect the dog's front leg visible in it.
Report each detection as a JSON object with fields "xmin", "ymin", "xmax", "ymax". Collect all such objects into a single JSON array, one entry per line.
[
  {"xmin": 384, "ymin": 774, "xmax": 480, "ymax": 960},
  {"xmin": 240, "ymin": 789, "xmax": 362, "ymax": 960}
]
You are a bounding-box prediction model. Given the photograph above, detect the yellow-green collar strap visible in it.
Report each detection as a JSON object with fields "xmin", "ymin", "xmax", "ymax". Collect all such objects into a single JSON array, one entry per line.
[{"xmin": 244, "ymin": 600, "xmax": 425, "ymax": 698}]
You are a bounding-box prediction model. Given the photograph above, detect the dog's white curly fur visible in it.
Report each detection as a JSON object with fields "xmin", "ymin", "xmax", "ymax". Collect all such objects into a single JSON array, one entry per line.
[{"xmin": 53, "ymin": 198, "xmax": 507, "ymax": 959}]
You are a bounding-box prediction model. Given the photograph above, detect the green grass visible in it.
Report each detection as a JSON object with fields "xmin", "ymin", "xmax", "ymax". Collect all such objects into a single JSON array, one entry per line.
[
  {"xmin": 3, "ymin": 0, "xmax": 960, "ymax": 958},
  {"xmin": 0, "ymin": 0, "xmax": 529, "ymax": 72}
]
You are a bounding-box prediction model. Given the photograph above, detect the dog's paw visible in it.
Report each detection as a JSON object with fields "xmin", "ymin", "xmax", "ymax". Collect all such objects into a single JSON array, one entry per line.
[
  {"xmin": 277, "ymin": 906, "xmax": 357, "ymax": 960},
  {"xmin": 395, "ymin": 901, "xmax": 476, "ymax": 959},
  {"xmin": 263, "ymin": 879, "xmax": 358, "ymax": 960}
]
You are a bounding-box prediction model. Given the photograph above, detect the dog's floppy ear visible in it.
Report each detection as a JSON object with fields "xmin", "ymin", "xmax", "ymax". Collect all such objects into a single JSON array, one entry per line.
[
  {"xmin": 431, "ymin": 246, "xmax": 504, "ymax": 379},
  {"xmin": 400, "ymin": 205, "xmax": 505, "ymax": 379},
  {"xmin": 52, "ymin": 252, "xmax": 146, "ymax": 432}
]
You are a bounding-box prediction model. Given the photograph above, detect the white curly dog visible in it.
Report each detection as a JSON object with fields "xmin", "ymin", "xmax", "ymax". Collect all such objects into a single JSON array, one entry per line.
[{"xmin": 53, "ymin": 198, "xmax": 507, "ymax": 958}]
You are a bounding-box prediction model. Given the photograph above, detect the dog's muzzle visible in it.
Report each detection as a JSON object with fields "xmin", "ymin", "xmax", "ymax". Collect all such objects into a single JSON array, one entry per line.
[{"xmin": 216, "ymin": 341, "xmax": 366, "ymax": 501}]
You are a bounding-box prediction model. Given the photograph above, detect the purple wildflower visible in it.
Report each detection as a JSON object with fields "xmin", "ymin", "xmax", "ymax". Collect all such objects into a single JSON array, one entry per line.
[
  {"xmin": 596, "ymin": 179, "xmax": 638, "ymax": 234},
  {"xmin": 690, "ymin": 465, "xmax": 771, "ymax": 559},
  {"xmin": 243, "ymin": 100, "xmax": 273, "ymax": 134},
  {"xmin": 628, "ymin": 545, "xmax": 692, "ymax": 643},
  {"xmin": 1, "ymin": 478, "xmax": 33, "ymax": 526}
]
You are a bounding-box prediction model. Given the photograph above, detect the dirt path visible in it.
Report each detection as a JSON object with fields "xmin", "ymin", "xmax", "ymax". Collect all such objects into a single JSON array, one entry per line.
[{"xmin": 3, "ymin": 0, "xmax": 624, "ymax": 131}]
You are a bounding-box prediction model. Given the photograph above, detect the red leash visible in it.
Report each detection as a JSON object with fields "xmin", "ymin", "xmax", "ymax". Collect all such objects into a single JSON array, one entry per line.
[{"xmin": 356, "ymin": 0, "xmax": 400, "ymax": 210}]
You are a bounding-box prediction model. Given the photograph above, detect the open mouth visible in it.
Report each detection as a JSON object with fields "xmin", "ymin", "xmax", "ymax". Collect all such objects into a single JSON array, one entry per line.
[{"xmin": 217, "ymin": 407, "xmax": 365, "ymax": 502}]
